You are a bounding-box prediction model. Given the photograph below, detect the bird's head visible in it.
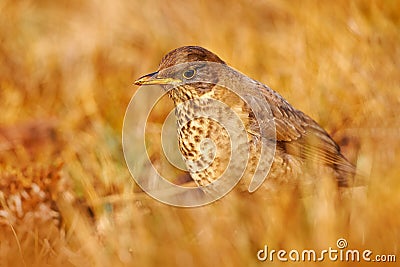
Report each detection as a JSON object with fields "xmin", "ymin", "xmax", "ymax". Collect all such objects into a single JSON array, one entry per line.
[{"xmin": 134, "ymin": 46, "xmax": 227, "ymax": 103}]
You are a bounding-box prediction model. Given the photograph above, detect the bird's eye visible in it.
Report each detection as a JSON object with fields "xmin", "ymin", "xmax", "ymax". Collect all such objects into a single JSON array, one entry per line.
[{"xmin": 183, "ymin": 69, "xmax": 195, "ymax": 79}]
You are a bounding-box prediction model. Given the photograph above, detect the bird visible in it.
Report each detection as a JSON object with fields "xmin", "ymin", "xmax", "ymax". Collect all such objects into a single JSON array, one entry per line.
[{"xmin": 134, "ymin": 46, "xmax": 359, "ymax": 196}]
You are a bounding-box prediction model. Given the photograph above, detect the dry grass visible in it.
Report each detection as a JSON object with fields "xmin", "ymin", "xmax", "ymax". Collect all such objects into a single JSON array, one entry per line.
[{"xmin": 0, "ymin": 0, "xmax": 399, "ymax": 266}]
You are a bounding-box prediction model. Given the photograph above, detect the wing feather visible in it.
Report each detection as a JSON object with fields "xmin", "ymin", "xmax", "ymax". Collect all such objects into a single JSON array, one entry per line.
[{"xmin": 246, "ymin": 82, "xmax": 357, "ymax": 185}]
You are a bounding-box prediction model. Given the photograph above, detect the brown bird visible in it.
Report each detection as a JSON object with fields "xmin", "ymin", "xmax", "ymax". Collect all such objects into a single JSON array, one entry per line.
[{"xmin": 135, "ymin": 46, "xmax": 358, "ymax": 195}]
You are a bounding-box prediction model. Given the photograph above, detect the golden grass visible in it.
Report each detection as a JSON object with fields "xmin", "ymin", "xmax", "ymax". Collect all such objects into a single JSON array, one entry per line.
[{"xmin": 0, "ymin": 0, "xmax": 399, "ymax": 266}]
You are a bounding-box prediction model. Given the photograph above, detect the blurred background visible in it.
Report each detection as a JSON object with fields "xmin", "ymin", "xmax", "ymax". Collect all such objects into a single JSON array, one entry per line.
[{"xmin": 0, "ymin": 0, "xmax": 399, "ymax": 266}]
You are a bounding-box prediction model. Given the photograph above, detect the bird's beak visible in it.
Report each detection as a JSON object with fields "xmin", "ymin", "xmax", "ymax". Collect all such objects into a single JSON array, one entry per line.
[{"xmin": 134, "ymin": 71, "xmax": 181, "ymax": 86}]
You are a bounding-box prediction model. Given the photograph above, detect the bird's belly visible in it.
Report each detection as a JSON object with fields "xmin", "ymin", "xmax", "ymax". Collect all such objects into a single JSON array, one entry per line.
[
  {"xmin": 175, "ymin": 115, "xmax": 323, "ymax": 194},
  {"xmin": 177, "ymin": 117, "xmax": 250, "ymax": 187}
]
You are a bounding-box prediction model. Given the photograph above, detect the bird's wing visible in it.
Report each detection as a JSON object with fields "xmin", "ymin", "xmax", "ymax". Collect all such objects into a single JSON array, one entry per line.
[{"xmin": 245, "ymin": 83, "xmax": 356, "ymax": 181}]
